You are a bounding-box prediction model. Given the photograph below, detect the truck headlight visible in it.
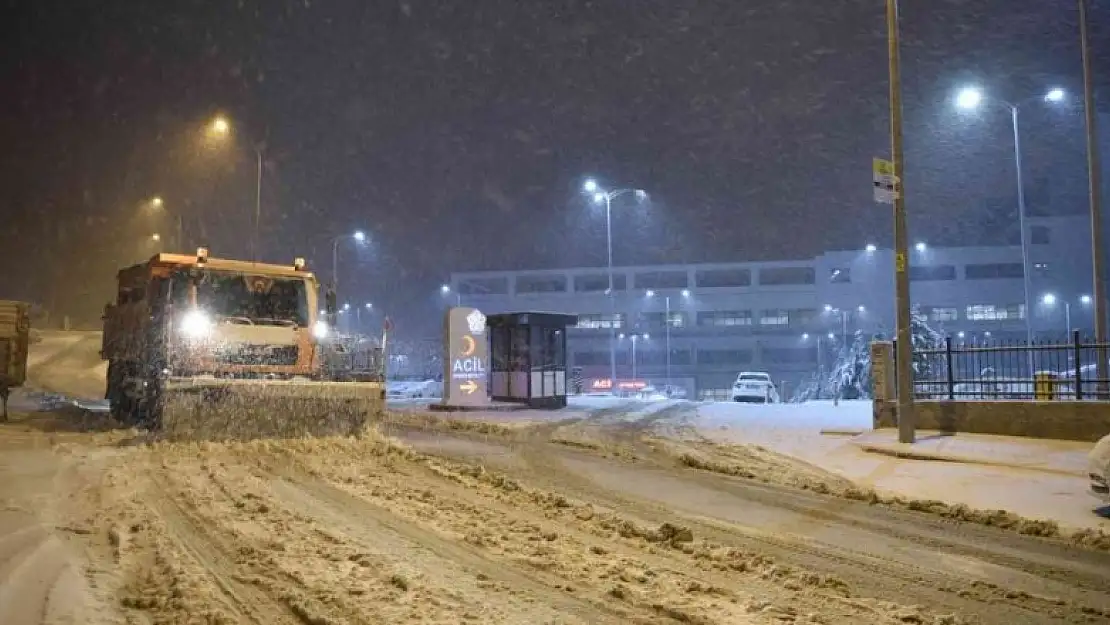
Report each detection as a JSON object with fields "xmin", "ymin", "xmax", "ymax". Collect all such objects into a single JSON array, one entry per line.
[
  {"xmin": 313, "ymin": 320, "xmax": 329, "ymax": 339},
  {"xmin": 180, "ymin": 310, "xmax": 213, "ymax": 339}
]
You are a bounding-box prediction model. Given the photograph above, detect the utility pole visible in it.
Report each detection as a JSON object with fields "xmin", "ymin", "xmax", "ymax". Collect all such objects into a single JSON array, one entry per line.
[
  {"xmin": 665, "ymin": 296, "xmax": 672, "ymax": 390},
  {"xmin": 888, "ymin": 0, "xmax": 915, "ymax": 443},
  {"xmin": 1079, "ymin": 0, "xmax": 1107, "ymax": 397},
  {"xmin": 252, "ymin": 147, "xmax": 263, "ymax": 263}
]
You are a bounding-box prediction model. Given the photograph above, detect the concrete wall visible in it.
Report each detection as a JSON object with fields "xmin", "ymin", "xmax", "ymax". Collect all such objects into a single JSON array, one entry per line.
[{"xmin": 873, "ymin": 400, "xmax": 1110, "ymax": 442}]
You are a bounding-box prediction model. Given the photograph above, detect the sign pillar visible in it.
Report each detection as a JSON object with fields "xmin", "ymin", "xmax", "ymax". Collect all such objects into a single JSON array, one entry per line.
[{"xmin": 441, "ymin": 307, "xmax": 490, "ymax": 407}]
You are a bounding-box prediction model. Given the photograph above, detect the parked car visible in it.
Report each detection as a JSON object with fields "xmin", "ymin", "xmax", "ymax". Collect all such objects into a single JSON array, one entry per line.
[
  {"xmin": 731, "ymin": 372, "xmax": 780, "ymax": 403},
  {"xmin": 1089, "ymin": 433, "xmax": 1110, "ymax": 504}
]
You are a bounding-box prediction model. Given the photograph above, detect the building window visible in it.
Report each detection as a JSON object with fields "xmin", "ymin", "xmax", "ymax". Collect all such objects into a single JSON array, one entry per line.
[
  {"xmin": 576, "ymin": 313, "xmax": 624, "ymax": 329},
  {"xmin": 966, "ymin": 304, "xmax": 1025, "ymax": 321},
  {"xmin": 573, "ymin": 274, "xmax": 626, "ymax": 292},
  {"xmin": 638, "ymin": 349, "xmax": 692, "ymax": 366},
  {"xmin": 760, "ymin": 309, "xmax": 790, "ymax": 325},
  {"xmin": 1033, "ymin": 262, "xmax": 1049, "ymax": 276},
  {"xmin": 789, "ymin": 308, "xmax": 817, "ymax": 325},
  {"xmin": 926, "ymin": 307, "xmax": 958, "ymax": 322},
  {"xmin": 641, "ymin": 311, "xmax": 686, "ymax": 328},
  {"xmin": 457, "ymin": 277, "xmax": 509, "ymax": 295},
  {"xmin": 829, "ymin": 268, "xmax": 851, "ymax": 283},
  {"xmin": 695, "ymin": 268, "xmax": 752, "ymax": 288},
  {"xmin": 964, "ymin": 263, "xmax": 1024, "ymax": 280},
  {"xmin": 909, "ymin": 265, "xmax": 957, "ymax": 281},
  {"xmin": 515, "ymin": 274, "xmax": 568, "ymax": 293},
  {"xmin": 697, "ymin": 311, "xmax": 752, "ymax": 326},
  {"xmin": 761, "ymin": 348, "xmax": 812, "ymax": 364},
  {"xmin": 573, "ymin": 351, "xmax": 630, "ymax": 366},
  {"xmin": 758, "ymin": 266, "xmax": 816, "ymax": 286},
  {"xmin": 633, "ymin": 271, "xmax": 689, "ymax": 290},
  {"xmin": 696, "ymin": 349, "xmax": 753, "ymax": 365},
  {"xmin": 1031, "ymin": 225, "xmax": 1050, "ymax": 245}
]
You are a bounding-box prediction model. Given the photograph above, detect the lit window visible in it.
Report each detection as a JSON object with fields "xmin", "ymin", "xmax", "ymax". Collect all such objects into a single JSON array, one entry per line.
[
  {"xmin": 965, "ymin": 304, "xmax": 1025, "ymax": 321},
  {"xmin": 929, "ymin": 307, "xmax": 958, "ymax": 322},
  {"xmin": 576, "ymin": 313, "xmax": 625, "ymax": 329},
  {"xmin": 760, "ymin": 309, "xmax": 790, "ymax": 325}
]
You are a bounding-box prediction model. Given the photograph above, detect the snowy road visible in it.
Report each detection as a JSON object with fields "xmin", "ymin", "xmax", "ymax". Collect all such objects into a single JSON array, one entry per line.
[{"xmin": 2, "ymin": 401, "xmax": 1109, "ymax": 624}]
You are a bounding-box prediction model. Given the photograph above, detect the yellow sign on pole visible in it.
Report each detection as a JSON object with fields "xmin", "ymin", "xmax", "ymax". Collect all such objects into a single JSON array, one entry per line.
[
  {"xmin": 895, "ymin": 252, "xmax": 907, "ymax": 273},
  {"xmin": 873, "ymin": 158, "xmax": 898, "ymax": 204}
]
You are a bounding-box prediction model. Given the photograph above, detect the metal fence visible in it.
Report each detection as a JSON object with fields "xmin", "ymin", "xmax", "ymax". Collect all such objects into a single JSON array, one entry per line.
[{"xmin": 911, "ymin": 332, "xmax": 1110, "ymax": 400}]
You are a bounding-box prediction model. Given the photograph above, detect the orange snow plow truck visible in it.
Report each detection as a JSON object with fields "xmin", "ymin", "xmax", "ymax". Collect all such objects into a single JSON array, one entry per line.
[{"xmin": 101, "ymin": 247, "xmax": 385, "ymax": 441}]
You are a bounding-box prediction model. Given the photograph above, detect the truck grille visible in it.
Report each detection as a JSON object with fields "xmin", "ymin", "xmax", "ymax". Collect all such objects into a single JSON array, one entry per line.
[{"xmin": 213, "ymin": 344, "xmax": 299, "ymax": 366}]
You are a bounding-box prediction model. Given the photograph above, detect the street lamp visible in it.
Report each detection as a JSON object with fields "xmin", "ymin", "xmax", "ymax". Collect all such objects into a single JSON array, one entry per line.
[
  {"xmin": 151, "ymin": 233, "xmax": 161, "ymax": 242},
  {"xmin": 954, "ymin": 85, "xmax": 1067, "ymax": 349},
  {"xmin": 144, "ymin": 196, "xmax": 183, "ymax": 249},
  {"xmin": 865, "ymin": 243, "xmax": 877, "ymax": 253},
  {"xmin": 620, "ymin": 332, "xmax": 649, "ymax": 381},
  {"xmin": 205, "ymin": 115, "xmax": 265, "ymax": 261},
  {"xmin": 914, "ymin": 242, "xmax": 926, "ymax": 252},
  {"xmin": 582, "ymin": 177, "xmax": 649, "ymax": 391},
  {"xmin": 440, "ymin": 284, "xmax": 461, "ymax": 306},
  {"xmin": 331, "ymin": 230, "xmax": 367, "ymax": 297},
  {"xmin": 1042, "ymin": 293, "xmax": 1091, "ymax": 336}
]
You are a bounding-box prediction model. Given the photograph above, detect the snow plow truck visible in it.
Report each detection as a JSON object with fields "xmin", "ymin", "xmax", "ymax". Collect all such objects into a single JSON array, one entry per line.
[{"xmin": 101, "ymin": 247, "xmax": 385, "ymax": 441}]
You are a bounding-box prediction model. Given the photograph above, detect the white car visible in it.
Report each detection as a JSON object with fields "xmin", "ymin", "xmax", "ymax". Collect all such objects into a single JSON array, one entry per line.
[
  {"xmin": 1089, "ymin": 433, "xmax": 1110, "ymax": 504},
  {"xmin": 731, "ymin": 372, "xmax": 780, "ymax": 403}
]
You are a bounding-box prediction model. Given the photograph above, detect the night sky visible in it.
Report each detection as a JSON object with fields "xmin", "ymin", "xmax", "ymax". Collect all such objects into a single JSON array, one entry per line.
[{"xmin": 2, "ymin": 0, "xmax": 1107, "ymax": 334}]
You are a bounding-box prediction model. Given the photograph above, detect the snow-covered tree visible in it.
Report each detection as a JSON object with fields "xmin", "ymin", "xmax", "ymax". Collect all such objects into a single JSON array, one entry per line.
[
  {"xmin": 790, "ymin": 305, "xmax": 944, "ymax": 402},
  {"xmin": 910, "ymin": 304, "xmax": 945, "ymax": 379}
]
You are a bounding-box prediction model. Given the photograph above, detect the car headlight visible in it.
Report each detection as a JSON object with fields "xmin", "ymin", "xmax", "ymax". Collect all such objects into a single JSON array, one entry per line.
[
  {"xmin": 313, "ymin": 320, "xmax": 329, "ymax": 339},
  {"xmin": 179, "ymin": 310, "xmax": 213, "ymax": 339}
]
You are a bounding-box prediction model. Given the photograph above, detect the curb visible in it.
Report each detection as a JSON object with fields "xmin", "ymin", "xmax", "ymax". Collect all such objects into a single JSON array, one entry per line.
[{"xmin": 852, "ymin": 441, "xmax": 1086, "ymax": 478}]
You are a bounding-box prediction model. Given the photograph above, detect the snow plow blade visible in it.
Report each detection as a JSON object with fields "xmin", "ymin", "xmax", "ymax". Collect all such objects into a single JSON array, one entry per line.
[{"xmin": 159, "ymin": 377, "xmax": 385, "ymax": 442}]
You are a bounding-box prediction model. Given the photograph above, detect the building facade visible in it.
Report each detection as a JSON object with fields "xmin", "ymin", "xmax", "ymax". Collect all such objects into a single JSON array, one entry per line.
[{"xmin": 449, "ymin": 215, "xmax": 1096, "ymax": 400}]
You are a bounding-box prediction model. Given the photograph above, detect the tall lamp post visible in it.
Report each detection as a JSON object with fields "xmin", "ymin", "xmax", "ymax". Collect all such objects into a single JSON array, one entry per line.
[
  {"xmin": 144, "ymin": 196, "xmax": 184, "ymax": 250},
  {"xmin": 646, "ymin": 289, "xmax": 691, "ymax": 392},
  {"xmin": 954, "ymin": 86, "xmax": 1067, "ymax": 352},
  {"xmin": 331, "ymin": 230, "xmax": 367, "ymax": 297},
  {"xmin": 1078, "ymin": 0, "xmax": 1107, "ymax": 396},
  {"xmin": 206, "ymin": 116, "xmax": 265, "ymax": 261},
  {"xmin": 583, "ymin": 178, "xmax": 648, "ymax": 390}
]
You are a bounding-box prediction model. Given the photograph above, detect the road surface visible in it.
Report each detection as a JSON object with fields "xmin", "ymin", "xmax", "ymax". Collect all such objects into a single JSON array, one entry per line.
[{"xmin": 1, "ymin": 399, "xmax": 1108, "ymax": 624}]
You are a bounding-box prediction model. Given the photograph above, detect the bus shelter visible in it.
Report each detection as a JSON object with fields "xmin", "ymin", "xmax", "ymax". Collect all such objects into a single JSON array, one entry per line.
[{"xmin": 487, "ymin": 312, "xmax": 577, "ymax": 409}]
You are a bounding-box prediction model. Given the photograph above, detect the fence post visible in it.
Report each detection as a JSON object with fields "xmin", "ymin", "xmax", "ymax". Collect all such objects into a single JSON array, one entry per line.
[
  {"xmin": 1074, "ymin": 330, "xmax": 1083, "ymax": 401},
  {"xmin": 944, "ymin": 337, "xmax": 955, "ymax": 400}
]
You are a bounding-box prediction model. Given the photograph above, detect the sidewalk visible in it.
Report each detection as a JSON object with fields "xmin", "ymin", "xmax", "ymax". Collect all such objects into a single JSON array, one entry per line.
[
  {"xmin": 851, "ymin": 429, "xmax": 1092, "ymax": 477},
  {"xmin": 837, "ymin": 429, "xmax": 1107, "ymax": 532}
]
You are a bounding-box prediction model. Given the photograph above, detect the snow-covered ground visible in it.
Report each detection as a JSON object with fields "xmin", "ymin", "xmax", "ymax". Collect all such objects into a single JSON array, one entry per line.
[{"xmin": 689, "ymin": 400, "xmax": 1108, "ymax": 532}]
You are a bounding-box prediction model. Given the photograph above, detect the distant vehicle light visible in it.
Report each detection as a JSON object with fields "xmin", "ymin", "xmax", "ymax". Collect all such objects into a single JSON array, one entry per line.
[{"xmin": 313, "ymin": 320, "xmax": 330, "ymax": 339}]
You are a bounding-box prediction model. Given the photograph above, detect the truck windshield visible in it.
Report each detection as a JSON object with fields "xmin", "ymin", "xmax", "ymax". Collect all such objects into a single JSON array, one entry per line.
[{"xmin": 195, "ymin": 272, "xmax": 309, "ymax": 327}]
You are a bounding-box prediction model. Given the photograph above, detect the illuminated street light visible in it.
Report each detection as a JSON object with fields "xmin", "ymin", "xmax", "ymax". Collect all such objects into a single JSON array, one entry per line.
[
  {"xmin": 440, "ymin": 284, "xmax": 451, "ymax": 294},
  {"xmin": 581, "ymin": 176, "xmax": 649, "ymax": 392},
  {"xmin": 331, "ymin": 230, "xmax": 369, "ymax": 296},
  {"xmin": 1081, "ymin": 294, "xmax": 1093, "ymax": 305},
  {"xmin": 343, "ymin": 302, "xmax": 351, "ymax": 311},
  {"xmin": 955, "ymin": 87, "xmax": 983, "ymax": 110},
  {"xmin": 150, "ymin": 196, "xmax": 164, "ymax": 208},
  {"xmin": 364, "ymin": 302, "xmax": 373, "ymax": 309},
  {"xmin": 823, "ymin": 304, "xmax": 833, "ymax": 313},
  {"xmin": 914, "ymin": 242, "xmax": 927, "ymax": 252},
  {"xmin": 1042, "ymin": 293, "xmax": 1057, "ymax": 306},
  {"xmin": 209, "ymin": 116, "xmax": 231, "ymax": 136},
  {"xmin": 801, "ymin": 333, "xmax": 810, "ymax": 340},
  {"xmin": 865, "ymin": 243, "xmax": 877, "ymax": 253},
  {"xmin": 681, "ymin": 289, "xmax": 690, "ymax": 298},
  {"xmin": 953, "ymin": 85, "xmax": 1070, "ymax": 352},
  {"xmin": 827, "ymin": 332, "xmax": 835, "ymax": 340},
  {"xmin": 645, "ymin": 290, "xmax": 655, "ymax": 298},
  {"xmin": 151, "ymin": 233, "xmax": 161, "ymax": 242},
  {"xmin": 857, "ymin": 305, "xmax": 866, "ymax": 313},
  {"xmin": 957, "ymin": 331, "xmax": 966, "ymax": 339},
  {"xmin": 1045, "ymin": 87, "xmax": 1065, "ymax": 103}
]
